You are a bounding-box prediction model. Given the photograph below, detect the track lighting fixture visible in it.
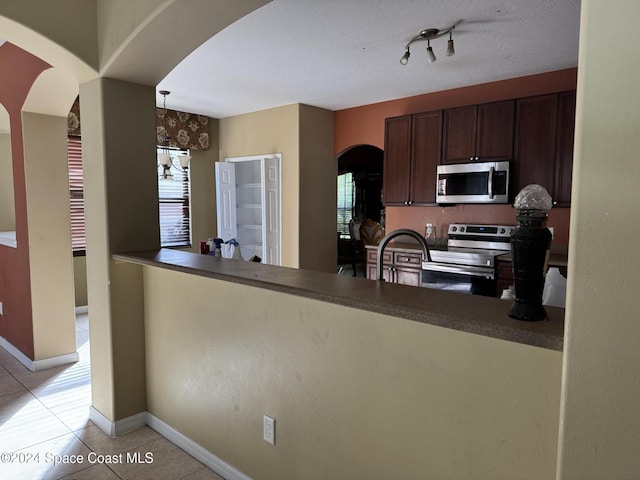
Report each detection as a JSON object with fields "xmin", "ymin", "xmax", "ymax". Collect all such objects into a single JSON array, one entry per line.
[{"xmin": 400, "ymin": 25, "xmax": 456, "ymax": 65}]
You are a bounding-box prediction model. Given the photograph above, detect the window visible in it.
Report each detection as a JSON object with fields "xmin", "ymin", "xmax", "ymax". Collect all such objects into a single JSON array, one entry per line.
[
  {"xmin": 67, "ymin": 136, "xmax": 86, "ymax": 255},
  {"xmin": 337, "ymin": 172, "xmax": 355, "ymax": 238},
  {"xmin": 158, "ymin": 148, "xmax": 191, "ymax": 247}
]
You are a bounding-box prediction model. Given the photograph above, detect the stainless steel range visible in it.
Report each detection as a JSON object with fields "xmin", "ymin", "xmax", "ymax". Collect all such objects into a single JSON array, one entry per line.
[{"xmin": 422, "ymin": 224, "xmax": 515, "ymax": 296}]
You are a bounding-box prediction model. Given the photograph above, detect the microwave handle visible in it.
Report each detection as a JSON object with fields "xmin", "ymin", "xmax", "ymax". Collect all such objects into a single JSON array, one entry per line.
[{"xmin": 488, "ymin": 166, "xmax": 494, "ymax": 199}]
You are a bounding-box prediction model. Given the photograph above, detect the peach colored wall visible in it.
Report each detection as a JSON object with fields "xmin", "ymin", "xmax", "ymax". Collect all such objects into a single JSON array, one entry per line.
[
  {"xmin": 0, "ymin": 43, "xmax": 50, "ymax": 358},
  {"xmin": 334, "ymin": 68, "xmax": 578, "ymax": 246}
]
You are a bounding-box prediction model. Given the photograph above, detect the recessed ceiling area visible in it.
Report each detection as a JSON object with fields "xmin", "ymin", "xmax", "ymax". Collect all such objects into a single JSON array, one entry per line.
[{"xmin": 157, "ymin": 0, "xmax": 581, "ymax": 118}]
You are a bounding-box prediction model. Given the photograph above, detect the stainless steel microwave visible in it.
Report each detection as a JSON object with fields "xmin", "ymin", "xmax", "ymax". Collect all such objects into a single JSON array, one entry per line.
[{"xmin": 436, "ymin": 161, "xmax": 510, "ymax": 204}]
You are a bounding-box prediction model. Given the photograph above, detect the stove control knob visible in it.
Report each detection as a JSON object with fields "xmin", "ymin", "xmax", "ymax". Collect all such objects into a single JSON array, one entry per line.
[
  {"xmin": 451, "ymin": 226, "xmax": 457, "ymax": 232},
  {"xmin": 459, "ymin": 226, "xmax": 465, "ymax": 232},
  {"xmin": 499, "ymin": 228, "xmax": 506, "ymax": 234}
]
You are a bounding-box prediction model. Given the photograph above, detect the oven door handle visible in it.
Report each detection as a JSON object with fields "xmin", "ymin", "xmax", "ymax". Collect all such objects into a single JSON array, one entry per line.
[
  {"xmin": 422, "ymin": 262, "xmax": 495, "ymax": 279},
  {"xmin": 488, "ymin": 166, "xmax": 494, "ymax": 199}
]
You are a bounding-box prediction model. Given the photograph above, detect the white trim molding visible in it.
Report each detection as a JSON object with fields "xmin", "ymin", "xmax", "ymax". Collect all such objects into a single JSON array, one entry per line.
[
  {"xmin": 89, "ymin": 408, "xmax": 148, "ymax": 437},
  {"xmin": 88, "ymin": 408, "xmax": 251, "ymax": 480},
  {"xmin": 147, "ymin": 413, "xmax": 252, "ymax": 480},
  {"xmin": 0, "ymin": 336, "xmax": 78, "ymax": 372}
]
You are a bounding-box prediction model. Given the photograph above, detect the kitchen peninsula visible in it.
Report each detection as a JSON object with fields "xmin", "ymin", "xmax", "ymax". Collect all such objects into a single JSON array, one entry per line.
[
  {"xmin": 116, "ymin": 248, "xmax": 564, "ymax": 351},
  {"xmin": 116, "ymin": 248, "xmax": 564, "ymax": 479}
]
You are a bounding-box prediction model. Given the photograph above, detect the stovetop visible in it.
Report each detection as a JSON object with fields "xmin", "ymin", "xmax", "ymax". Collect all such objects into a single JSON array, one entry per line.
[{"xmin": 431, "ymin": 223, "xmax": 515, "ymax": 268}]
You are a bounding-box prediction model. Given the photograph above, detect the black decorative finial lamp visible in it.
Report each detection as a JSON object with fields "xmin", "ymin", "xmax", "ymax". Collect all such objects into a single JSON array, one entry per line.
[{"xmin": 508, "ymin": 184, "xmax": 553, "ymax": 321}]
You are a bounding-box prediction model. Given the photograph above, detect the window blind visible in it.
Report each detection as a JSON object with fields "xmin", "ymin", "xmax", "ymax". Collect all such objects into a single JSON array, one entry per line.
[
  {"xmin": 67, "ymin": 136, "xmax": 86, "ymax": 254},
  {"xmin": 158, "ymin": 149, "xmax": 191, "ymax": 247},
  {"xmin": 337, "ymin": 172, "xmax": 354, "ymax": 238}
]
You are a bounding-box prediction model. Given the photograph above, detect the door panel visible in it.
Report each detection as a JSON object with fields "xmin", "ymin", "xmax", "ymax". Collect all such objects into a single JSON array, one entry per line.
[{"xmin": 215, "ymin": 162, "xmax": 237, "ymax": 242}]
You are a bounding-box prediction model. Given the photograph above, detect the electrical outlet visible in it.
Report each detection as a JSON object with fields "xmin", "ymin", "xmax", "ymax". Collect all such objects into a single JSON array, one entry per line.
[
  {"xmin": 0, "ymin": 301, "xmax": 3, "ymax": 316},
  {"xmin": 263, "ymin": 415, "xmax": 275, "ymax": 445}
]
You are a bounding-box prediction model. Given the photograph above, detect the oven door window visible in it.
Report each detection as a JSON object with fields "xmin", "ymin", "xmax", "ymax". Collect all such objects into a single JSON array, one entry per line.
[{"xmin": 422, "ymin": 270, "xmax": 496, "ymax": 296}]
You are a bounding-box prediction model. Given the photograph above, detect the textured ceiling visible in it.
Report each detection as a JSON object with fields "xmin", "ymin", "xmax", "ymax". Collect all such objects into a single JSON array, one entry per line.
[{"xmin": 158, "ymin": 0, "xmax": 581, "ymax": 118}]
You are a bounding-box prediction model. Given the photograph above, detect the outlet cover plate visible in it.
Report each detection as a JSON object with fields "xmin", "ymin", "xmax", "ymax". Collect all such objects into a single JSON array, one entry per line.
[{"xmin": 263, "ymin": 415, "xmax": 275, "ymax": 445}]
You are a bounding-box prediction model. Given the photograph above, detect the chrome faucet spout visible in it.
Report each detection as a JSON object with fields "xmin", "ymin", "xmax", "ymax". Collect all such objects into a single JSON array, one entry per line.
[{"xmin": 376, "ymin": 229, "xmax": 432, "ymax": 281}]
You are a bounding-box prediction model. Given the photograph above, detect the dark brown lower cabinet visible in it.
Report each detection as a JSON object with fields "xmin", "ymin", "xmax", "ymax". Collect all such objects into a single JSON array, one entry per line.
[
  {"xmin": 366, "ymin": 248, "xmax": 422, "ymax": 287},
  {"xmin": 496, "ymin": 259, "xmax": 514, "ymax": 297}
]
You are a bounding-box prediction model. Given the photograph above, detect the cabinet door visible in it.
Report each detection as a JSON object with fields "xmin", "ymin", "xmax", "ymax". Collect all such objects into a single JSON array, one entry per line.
[
  {"xmin": 514, "ymin": 95, "xmax": 559, "ymax": 195},
  {"xmin": 394, "ymin": 266, "xmax": 422, "ymax": 287},
  {"xmin": 496, "ymin": 260, "xmax": 514, "ymax": 297},
  {"xmin": 476, "ymin": 100, "xmax": 515, "ymax": 161},
  {"xmin": 442, "ymin": 105, "xmax": 477, "ymax": 164},
  {"xmin": 383, "ymin": 116, "xmax": 412, "ymax": 205},
  {"xmin": 554, "ymin": 91, "xmax": 576, "ymax": 207},
  {"xmin": 393, "ymin": 252, "xmax": 423, "ymax": 287},
  {"xmin": 411, "ymin": 111, "xmax": 442, "ymax": 205}
]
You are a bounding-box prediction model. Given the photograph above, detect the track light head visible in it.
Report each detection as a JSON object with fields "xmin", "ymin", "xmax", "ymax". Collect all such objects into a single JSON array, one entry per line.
[
  {"xmin": 446, "ymin": 31, "xmax": 455, "ymax": 57},
  {"xmin": 400, "ymin": 49, "xmax": 410, "ymax": 65},
  {"xmin": 426, "ymin": 42, "xmax": 437, "ymax": 63}
]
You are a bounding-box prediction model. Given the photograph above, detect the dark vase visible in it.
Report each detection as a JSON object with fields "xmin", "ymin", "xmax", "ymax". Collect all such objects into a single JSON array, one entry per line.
[{"xmin": 508, "ymin": 210, "xmax": 552, "ymax": 321}]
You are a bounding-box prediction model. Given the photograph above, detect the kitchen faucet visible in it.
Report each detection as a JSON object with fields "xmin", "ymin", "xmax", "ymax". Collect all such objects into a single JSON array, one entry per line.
[{"xmin": 376, "ymin": 229, "xmax": 432, "ymax": 281}]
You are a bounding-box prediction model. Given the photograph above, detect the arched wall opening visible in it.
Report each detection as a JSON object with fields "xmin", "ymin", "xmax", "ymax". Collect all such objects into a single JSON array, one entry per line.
[
  {"xmin": 337, "ymin": 144, "xmax": 383, "ymax": 225},
  {"xmin": 336, "ymin": 144, "xmax": 383, "ymax": 274},
  {"xmin": 0, "ymin": 103, "xmax": 14, "ymax": 242}
]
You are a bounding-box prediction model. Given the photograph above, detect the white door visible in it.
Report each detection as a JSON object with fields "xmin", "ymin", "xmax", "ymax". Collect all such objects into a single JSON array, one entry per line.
[
  {"xmin": 263, "ymin": 156, "xmax": 280, "ymax": 265},
  {"xmin": 215, "ymin": 162, "xmax": 237, "ymax": 242}
]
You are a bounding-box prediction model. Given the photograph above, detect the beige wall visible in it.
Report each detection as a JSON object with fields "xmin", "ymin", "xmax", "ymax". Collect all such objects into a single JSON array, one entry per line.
[
  {"xmin": 73, "ymin": 256, "xmax": 88, "ymax": 307},
  {"xmin": 0, "ymin": 131, "xmax": 14, "ymax": 232},
  {"xmin": 22, "ymin": 112, "xmax": 76, "ymax": 360},
  {"xmin": 80, "ymin": 78, "xmax": 156, "ymax": 420},
  {"xmin": 299, "ymin": 104, "xmax": 336, "ymax": 272},
  {"xmin": 220, "ymin": 104, "xmax": 300, "ymax": 268},
  {"xmin": 557, "ymin": 1, "xmax": 640, "ymax": 478},
  {"xmin": 187, "ymin": 117, "xmax": 219, "ymax": 252},
  {"xmin": 219, "ymin": 104, "xmax": 336, "ymax": 272},
  {"xmin": 144, "ymin": 266, "xmax": 562, "ymax": 480}
]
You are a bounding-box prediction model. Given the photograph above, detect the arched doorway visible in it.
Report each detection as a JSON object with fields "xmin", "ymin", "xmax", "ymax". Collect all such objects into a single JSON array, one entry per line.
[{"xmin": 336, "ymin": 144, "xmax": 383, "ymax": 274}]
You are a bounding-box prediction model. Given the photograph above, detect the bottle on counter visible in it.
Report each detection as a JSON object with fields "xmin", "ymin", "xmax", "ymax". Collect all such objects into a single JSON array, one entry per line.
[{"xmin": 542, "ymin": 267, "xmax": 567, "ymax": 308}]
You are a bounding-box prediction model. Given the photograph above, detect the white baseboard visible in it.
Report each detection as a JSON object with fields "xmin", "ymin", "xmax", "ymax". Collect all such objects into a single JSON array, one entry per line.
[
  {"xmin": 88, "ymin": 407, "xmax": 251, "ymax": 480},
  {"xmin": 0, "ymin": 336, "xmax": 78, "ymax": 372},
  {"xmin": 89, "ymin": 407, "xmax": 148, "ymax": 437},
  {"xmin": 147, "ymin": 413, "xmax": 252, "ymax": 480}
]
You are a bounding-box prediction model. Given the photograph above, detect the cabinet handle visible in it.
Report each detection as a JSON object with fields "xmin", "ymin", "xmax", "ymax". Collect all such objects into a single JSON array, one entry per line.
[{"xmin": 408, "ymin": 201, "xmax": 413, "ymax": 205}]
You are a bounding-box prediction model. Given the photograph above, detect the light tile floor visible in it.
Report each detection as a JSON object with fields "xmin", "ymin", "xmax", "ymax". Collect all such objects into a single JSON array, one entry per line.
[{"xmin": 0, "ymin": 313, "xmax": 225, "ymax": 480}]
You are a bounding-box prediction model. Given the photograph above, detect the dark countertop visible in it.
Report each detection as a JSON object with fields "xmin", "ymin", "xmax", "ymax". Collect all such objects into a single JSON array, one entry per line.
[{"xmin": 114, "ymin": 249, "xmax": 565, "ymax": 352}]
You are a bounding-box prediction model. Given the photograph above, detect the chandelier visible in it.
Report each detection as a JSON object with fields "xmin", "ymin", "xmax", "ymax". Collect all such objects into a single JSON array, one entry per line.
[{"xmin": 157, "ymin": 89, "xmax": 190, "ymax": 180}]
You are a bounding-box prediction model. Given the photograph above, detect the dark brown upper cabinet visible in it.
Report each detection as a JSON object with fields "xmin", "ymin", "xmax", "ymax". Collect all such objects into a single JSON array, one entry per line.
[
  {"xmin": 442, "ymin": 100, "xmax": 515, "ymax": 164},
  {"xmin": 383, "ymin": 115, "xmax": 412, "ymax": 205},
  {"xmin": 513, "ymin": 94, "xmax": 559, "ymax": 199},
  {"xmin": 383, "ymin": 111, "xmax": 442, "ymax": 206},
  {"xmin": 554, "ymin": 91, "xmax": 576, "ymax": 207}
]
